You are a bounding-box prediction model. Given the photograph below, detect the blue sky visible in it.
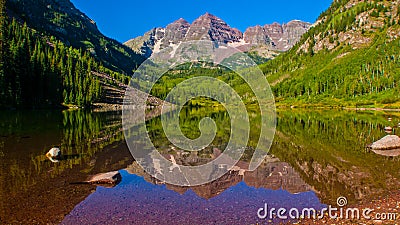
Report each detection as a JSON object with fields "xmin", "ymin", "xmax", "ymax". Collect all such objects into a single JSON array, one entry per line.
[{"xmin": 70, "ymin": 0, "xmax": 333, "ymax": 43}]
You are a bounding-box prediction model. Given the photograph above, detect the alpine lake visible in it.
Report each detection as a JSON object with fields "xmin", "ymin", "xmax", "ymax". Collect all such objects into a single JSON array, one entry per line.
[{"xmin": 1, "ymin": 106, "xmax": 400, "ymax": 224}]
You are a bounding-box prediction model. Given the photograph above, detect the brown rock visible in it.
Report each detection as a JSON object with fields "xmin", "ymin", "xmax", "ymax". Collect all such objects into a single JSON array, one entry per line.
[{"xmin": 86, "ymin": 171, "xmax": 122, "ymax": 187}]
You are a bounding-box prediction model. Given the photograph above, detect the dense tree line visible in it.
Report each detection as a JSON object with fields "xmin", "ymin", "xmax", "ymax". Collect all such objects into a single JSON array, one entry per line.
[
  {"xmin": 6, "ymin": 0, "xmax": 145, "ymax": 75},
  {"xmin": 0, "ymin": 4, "xmax": 102, "ymax": 108}
]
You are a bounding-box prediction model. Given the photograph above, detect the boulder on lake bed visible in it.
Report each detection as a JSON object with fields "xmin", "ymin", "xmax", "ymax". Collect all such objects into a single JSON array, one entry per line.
[
  {"xmin": 369, "ymin": 135, "xmax": 400, "ymax": 150},
  {"xmin": 86, "ymin": 171, "xmax": 122, "ymax": 187},
  {"xmin": 372, "ymin": 149, "xmax": 400, "ymax": 157}
]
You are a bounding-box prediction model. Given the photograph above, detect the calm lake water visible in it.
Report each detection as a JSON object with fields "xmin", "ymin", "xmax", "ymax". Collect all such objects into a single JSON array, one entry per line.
[{"xmin": 1, "ymin": 108, "xmax": 399, "ymax": 224}]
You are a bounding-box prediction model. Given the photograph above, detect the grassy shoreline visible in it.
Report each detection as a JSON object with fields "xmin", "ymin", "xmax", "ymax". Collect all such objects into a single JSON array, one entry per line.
[{"xmin": 275, "ymin": 100, "xmax": 400, "ymax": 111}]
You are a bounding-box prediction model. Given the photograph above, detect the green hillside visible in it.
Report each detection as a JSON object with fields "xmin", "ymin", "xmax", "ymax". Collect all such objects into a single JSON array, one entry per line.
[
  {"xmin": 0, "ymin": 0, "xmax": 142, "ymax": 109},
  {"xmin": 0, "ymin": 18, "xmax": 102, "ymax": 108},
  {"xmin": 261, "ymin": 0, "xmax": 400, "ymax": 108},
  {"xmin": 6, "ymin": 0, "xmax": 144, "ymax": 74},
  {"xmin": 0, "ymin": 0, "xmax": 138, "ymax": 108}
]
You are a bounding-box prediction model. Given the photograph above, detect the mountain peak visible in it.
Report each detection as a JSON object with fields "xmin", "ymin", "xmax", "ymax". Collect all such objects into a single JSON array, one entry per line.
[
  {"xmin": 286, "ymin": 20, "xmax": 311, "ymax": 26},
  {"xmin": 125, "ymin": 14, "xmax": 310, "ymax": 57},
  {"xmin": 186, "ymin": 12, "xmax": 242, "ymax": 43},
  {"xmin": 194, "ymin": 12, "xmax": 223, "ymax": 23},
  {"xmin": 174, "ymin": 18, "xmax": 190, "ymax": 24},
  {"xmin": 202, "ymin": 12, "xmax": 215, "ymax": 18}
]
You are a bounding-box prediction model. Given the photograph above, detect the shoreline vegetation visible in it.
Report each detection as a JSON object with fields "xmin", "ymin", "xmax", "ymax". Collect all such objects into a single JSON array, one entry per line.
[
  {"xmin": 276, "ymin": 104, "xmax": 400, "ymax": 112},
  {"xmin": 7, "ymin": 101, "xmax": 400, "ymax": 112},
  {"xmin": 274, "ymin": 100, "xmax": 400, "ymax": 111},
  {"xmin": 92, "ymin": 99, "xmax": 400, "ymax": 112},
  {"xmin": 93, "ymin": 103, "xmax": 400, "ymax": 112}
]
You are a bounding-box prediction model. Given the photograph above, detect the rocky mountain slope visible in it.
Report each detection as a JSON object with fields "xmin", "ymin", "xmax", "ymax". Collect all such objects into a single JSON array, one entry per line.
[
  {"xmin": 244, "ymin": 20, "xmax": 311, "ymax": 51},
  {"xmin": 6, "ymin": 0, "xmax": 144, "ymax": 74},
  {"xmin": 125, "ymin": 13, "xmax": 311, "ymax": 58},
  {"xmin": 261, "ymin": 0, "xmax": 400, "ymax": 107}
]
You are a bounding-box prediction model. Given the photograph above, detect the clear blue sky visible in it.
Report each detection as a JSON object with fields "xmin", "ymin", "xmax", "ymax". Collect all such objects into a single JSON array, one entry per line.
[{"xmin": 70, "ymin": 0, "xmax": 333, "ymax": 43}]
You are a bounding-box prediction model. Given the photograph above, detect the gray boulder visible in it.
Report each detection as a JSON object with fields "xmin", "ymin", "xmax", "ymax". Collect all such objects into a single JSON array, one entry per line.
[{"xmin": 369, "ymin": 135, "xmax": 400, "ymax": 150}]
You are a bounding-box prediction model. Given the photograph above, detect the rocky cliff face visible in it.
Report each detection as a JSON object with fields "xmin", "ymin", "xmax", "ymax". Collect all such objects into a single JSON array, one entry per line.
[
  {"xmin": 296, "ymin": 0, "xmax": 400, "ymax": 54},
  {"xmin": 243, "ymin": 25, "xmax": 272, "ymax": 46},
  {"xmin": 125, "ymin": 13, "xmax": 310, "ymax": 58},
  {"xmin": 184, "ymin": 13, "xmax": 243, "ymax": 43},
  {"xmin": 124, "ymin": 28, "xmax": 165, "ymax": 58},
  {"xmin": 161, "ymin": 18, "xmax": 190, "ymax": 48},
  {"xmin": 244, "ymin": 20, "xmax": 311, "ymax": 51}
]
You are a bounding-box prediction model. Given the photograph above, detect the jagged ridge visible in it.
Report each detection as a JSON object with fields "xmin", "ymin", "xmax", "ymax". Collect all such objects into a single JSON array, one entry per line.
[{"xmin": 125, "ymin": 13, "xmax": 311, "ymax": 58}]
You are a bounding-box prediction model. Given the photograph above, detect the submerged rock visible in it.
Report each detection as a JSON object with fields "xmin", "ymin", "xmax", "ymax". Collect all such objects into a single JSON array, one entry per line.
[
  {"xmin": 369, "ymin": 135, "xmax": 400, "ymax": 150},
  {"xmin": 86, "ymin": 171, "xmax": 122, "ymax": 187},
  {"xmin": 372, "ymin": 149, "xmax": 400, "ymax": 157}
]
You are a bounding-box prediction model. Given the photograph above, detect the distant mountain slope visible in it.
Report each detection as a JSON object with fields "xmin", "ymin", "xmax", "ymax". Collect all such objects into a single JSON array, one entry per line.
[
  {"xmin": 244, "ymin": 20, "xmax": 311, "ymax": 51},
  {"xmin": 6, "ymin": 0, "xmax": 144, "ymax": 74},
  {"xmin": 261, "ymin": 0, "xmax": 400, "ymax": 107},
  {"xmin": 124, "ymin": 13, "xmax": 310, "ymax": 59}
]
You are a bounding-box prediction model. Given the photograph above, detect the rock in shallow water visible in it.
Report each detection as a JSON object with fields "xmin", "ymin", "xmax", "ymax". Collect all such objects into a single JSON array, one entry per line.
[
  {"xmin": 86, "ymin": 171, "xmax": 122, "ymax": 187},
  {"xmin": 372, "ymin": 149, "xmax": 400, "ymax": 157},
  {"xmin": 369, "ymin": 135, "xmax": 400, "ymax": 150}
]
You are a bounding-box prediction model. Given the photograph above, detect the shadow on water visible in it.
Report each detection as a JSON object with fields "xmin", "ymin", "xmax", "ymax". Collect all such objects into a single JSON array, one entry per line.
[
  {"xmin": 60, "ymin": 154, "xmax": 82, "ymax": 160},
  {"xmin": 46, "ymin": 153, "xmax": 82, "ymax": 163}
]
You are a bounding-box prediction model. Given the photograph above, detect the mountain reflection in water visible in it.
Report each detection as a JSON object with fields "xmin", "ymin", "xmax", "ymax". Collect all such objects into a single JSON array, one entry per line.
[
  {"xmin": 62, "ymin": 156, "xmax": 323, "ymax": 225},
  {"xmin": 123, "ymin": 155, "xmax": 312, "ymax": 199}
]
